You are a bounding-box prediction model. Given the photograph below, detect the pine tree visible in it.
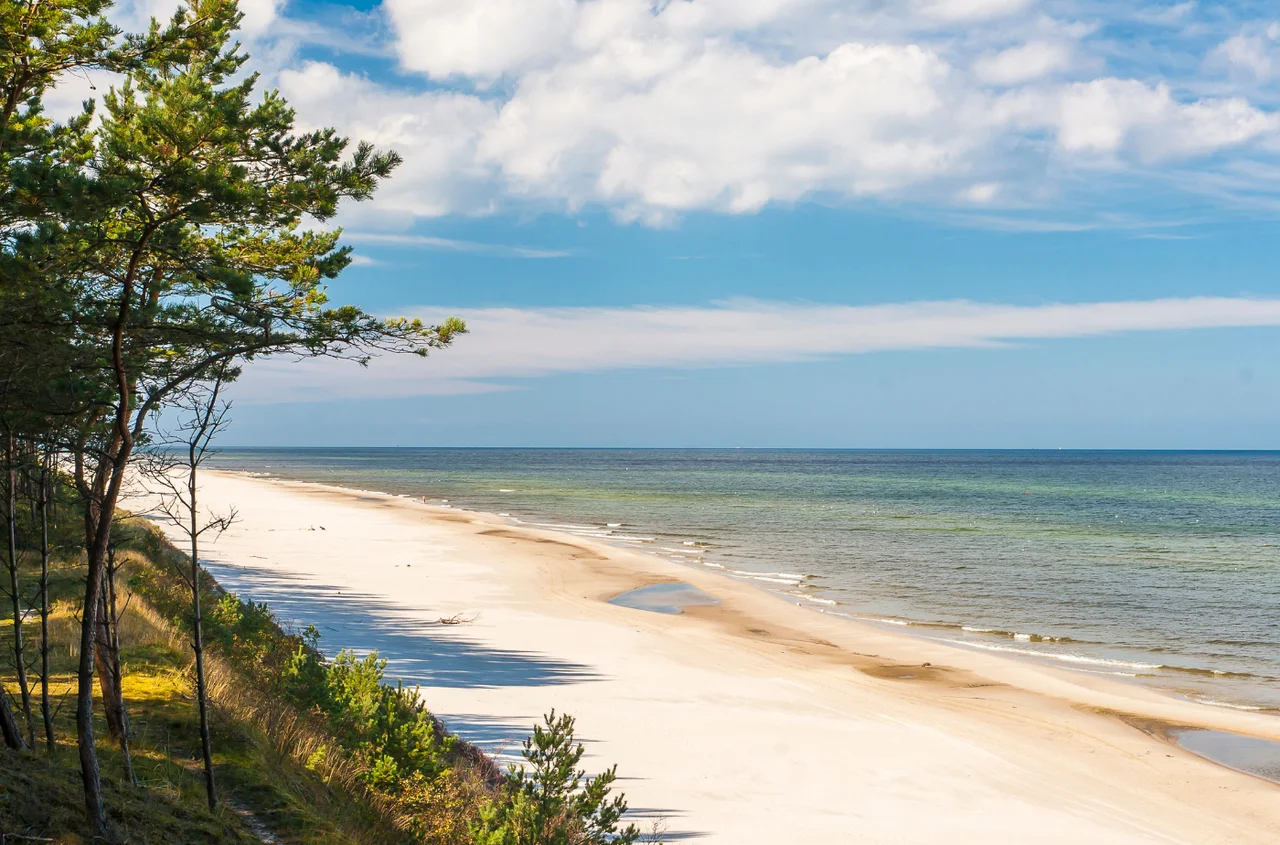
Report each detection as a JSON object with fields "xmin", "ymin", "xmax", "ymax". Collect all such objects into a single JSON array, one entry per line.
[{"xmin": 4, "ymin": 1, "xmax": 463, "ymax": 834}]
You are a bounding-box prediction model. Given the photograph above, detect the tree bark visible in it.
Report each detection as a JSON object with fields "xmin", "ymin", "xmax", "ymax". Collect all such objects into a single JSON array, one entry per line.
[
  {"xmin": 190, "ymin": 468, "xmax": 217, "ymax": 810},
  {"xmin": 38, "ymin": 452, "xmax": 54, "ymax": 753},
  {"xmin": 5, "ymin": 435, "xmax": 34, "ymax": 747},
  {"xmin": 78, "ymin": 499, "xmax": 108, "ymax": 836},
  {"xmin": 78, "ymin": 455, "xmax": 129, "ymax": 839},
  {"xmin": 0, "ymin": 682, "xmax": 24, "ymax": 750},
  {"xmin": 105, "ymin": 547, "xmax": 134, "ymax": 783},
  {"xmin": 93, "ymin": 585, "xmax": 125, "ymax": 739}
]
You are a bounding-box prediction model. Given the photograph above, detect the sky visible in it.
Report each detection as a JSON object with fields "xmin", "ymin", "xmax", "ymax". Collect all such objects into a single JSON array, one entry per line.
[{"xmin": 71, "ymin": 0, "xmax": 1280, "ymax": 447}]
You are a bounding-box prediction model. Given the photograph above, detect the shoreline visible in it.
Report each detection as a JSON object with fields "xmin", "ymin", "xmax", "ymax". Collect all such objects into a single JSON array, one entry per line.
[
  {"xmin": 222, "ymin": 460, "xmax": 1280, "ymax": 711},
  {"xmin": 132, "ymin": 469, "xmax": 1280, "ymax": 843}
]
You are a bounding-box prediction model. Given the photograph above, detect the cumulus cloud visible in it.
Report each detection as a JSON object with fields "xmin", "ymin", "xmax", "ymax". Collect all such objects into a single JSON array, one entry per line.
[
  {"xmin": 383, "ymin": 0, "xmax": 577, "ymax": 79},
  {"xmin": 229, "ymin": 296, "xmax": 1280, "ymax": 403},
  {"xmin": 272, "ymin": 0, "xmax": 1280, "ymax": 222},
  {"xmin": 276, "ymin": 61, "xmax": 502, "ymax": 218},
  {"xmin": 45, "ymin": 0, "xmax": 1280, "ymax": 222},
  {"xmin": 482, "ymin": 41, "xmax": 973, "ymax": 219},
  {"xmin": 997, "ymin": 79, "xmax": 1276, "ymax": 161}
]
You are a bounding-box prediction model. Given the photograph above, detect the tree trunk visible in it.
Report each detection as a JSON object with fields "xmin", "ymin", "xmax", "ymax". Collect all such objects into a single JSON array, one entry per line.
[
  {"xmin": 0, "ymin": 681, "xmax": 24, "ymax": 750},
  {"xmin": 103, "ymin": 546, "xmax": 134, "ymax": 783},
  {"xmin": 38, "ymin": 454, "xmax": 54, "ymax": 753},
  {"xmin": 79, "ymin": 484, "xmax": 119, "ymax": 838},
  {"xmin": 190, "ymin": 470, "xmax": 217, "ymax": 810},
  {"xmin": 93, "ymin": 586, "xmax": 125, "ymax": 739},
  {"xmin": 76, "ymin": 232, "xmax": 145, "ymax": 838},
  {"xmin": 5, "ymin": 435, "xmax": 34, "ymax": 747}
]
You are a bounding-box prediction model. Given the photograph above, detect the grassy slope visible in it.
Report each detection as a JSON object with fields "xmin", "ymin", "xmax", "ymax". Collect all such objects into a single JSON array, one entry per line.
[{"xmin": 0, "ymin": 521, "xmax": 409, "ymax": 844}]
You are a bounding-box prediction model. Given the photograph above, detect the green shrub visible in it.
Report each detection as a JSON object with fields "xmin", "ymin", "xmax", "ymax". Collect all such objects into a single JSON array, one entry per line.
[
  {"xmin": 473, "ymin": 711, "xmax": 639, "ymax": 845},
  {"xmin": 323, "ymin": 650, "xmax": 454, "ymax": 786}
]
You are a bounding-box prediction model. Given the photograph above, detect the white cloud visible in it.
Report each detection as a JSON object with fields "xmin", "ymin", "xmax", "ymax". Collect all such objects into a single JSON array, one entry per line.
[
  {"xmin": 230, "ymin": 296, "xmax": 1280, "ymax": 402},
  {"xmin": 383, "ymin": 0, "xmax": 577, "ymax": 79},
  {"xmin": 920, "ymin": 0, "xmax": 1034, "ymax": 23},
  {"xmin": 974, "ymin": 41, "xmax": 1074, "ymax": 85},
  {"xmin": 282, "ymin": 1, "xmax": 1278, "ymax": 222},
  {"xmin": 276, "ymin": 61, "xmax": 502, "ymax": 218},
  {"xmin": 481, "ymin": 41, "xmax": 971, "ymax": 219},
  {"xmin": 48, "ymin": 0, "xmax": 1280, "ymax": 223},
  {"xmin": 344, "ymin": 231, "xmax": 573, "ymax": 258},
  {"xmin": 997, "ymin": 79, "xmax": 1277, "ymax": 161},
  {"xmin": 960, "ymin": 182, "xmax": 1002, "ymax": 202},
  {"xmin": 238, "ymin": 0, "xmax": 285, "ymax": 36},
  {"xmin": 1209, "ymin": 25, "xmax": 1280, "ymax": 80}
]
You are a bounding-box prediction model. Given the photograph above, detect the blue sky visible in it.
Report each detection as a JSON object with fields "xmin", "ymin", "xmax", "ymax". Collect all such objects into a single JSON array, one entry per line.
[{"xmin": 98, "ymin": 1, "xmax": 1280, "ymax": 447}]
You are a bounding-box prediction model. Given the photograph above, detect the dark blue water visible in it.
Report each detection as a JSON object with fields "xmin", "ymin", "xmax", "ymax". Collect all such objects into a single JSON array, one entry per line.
[{"xmin": 209, "ymin": 449, "xmax": 1280, "ymax": 709}]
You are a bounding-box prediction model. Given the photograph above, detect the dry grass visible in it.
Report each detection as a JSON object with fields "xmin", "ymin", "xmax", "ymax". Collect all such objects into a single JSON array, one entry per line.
[{"xmin": 0, "ymin": 552, "xmax": 379, "ymax": 843}]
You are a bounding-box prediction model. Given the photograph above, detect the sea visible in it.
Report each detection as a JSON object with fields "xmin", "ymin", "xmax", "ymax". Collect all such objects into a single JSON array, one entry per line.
[{"xmin": 209, "ymin": 448, "xmax": 1280, "ymax": 712}]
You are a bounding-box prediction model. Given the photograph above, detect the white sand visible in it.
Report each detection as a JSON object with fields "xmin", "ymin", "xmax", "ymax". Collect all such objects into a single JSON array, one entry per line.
[{"xmin": 131, "ymin": 471, "xmax": 1280, "ymax": 843}]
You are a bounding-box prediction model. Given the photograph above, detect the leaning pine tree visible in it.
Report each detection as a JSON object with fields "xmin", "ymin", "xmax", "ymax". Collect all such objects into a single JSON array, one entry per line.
[{"xmin": 6, "ymin": 0, "xmax": 464, "ymax": 835}]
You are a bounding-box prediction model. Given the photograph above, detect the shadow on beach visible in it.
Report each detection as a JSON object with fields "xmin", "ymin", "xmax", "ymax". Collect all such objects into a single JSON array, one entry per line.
[
  {"xmin": 192, "ymin": 556, "xmax": 708, "ymax": 840},
  {"xmin": 197, "ymin": 559, "xmax": 599, "ymax": 689}
]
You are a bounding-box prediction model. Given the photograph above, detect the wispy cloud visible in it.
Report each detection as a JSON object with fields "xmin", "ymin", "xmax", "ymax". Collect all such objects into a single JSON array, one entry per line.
[
  {"xmin": 230, "ymin": 296, "xmax": 1280, "ymax": 403},
  {"xmin": 344, "ymin": 231, "xmax": 574, "ymax": 259}
]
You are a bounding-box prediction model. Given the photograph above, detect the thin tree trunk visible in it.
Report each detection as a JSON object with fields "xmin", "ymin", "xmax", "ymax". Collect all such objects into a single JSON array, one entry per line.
[
  {"xmin": 190, "ymin": 467, "xmax": 217, "ymax": 810},
  {"xmin": 79, "ymin": 486, "xmax": 118, "ymax": 837},
  {"xmin": 104, "ymin": 545, "xmax": 134, "ymax": 783},
  {"xmin": 5, "ymin": 434, "xmax": 34, "ymax": 747},
  {"xmin": 93, "ymin": 586, "xmax": 124, "ymax": 739},
  {"xmin": 0, "ymin": 681, "xmax": 23, "ymax": 750},
  {"xmin": 38, "ymin": 452, "xmax": 54, "ymax": 753}
]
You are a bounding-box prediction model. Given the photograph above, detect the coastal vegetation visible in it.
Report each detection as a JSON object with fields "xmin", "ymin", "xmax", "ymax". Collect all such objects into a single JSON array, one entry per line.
[{"xmin": 0, "ymin": 1, "xmax": 645, "ymax": 841}]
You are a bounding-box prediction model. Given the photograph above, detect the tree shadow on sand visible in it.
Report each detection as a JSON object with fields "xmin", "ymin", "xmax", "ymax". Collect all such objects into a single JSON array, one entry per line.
[
  {"xmin": 198, "ymin": 560, "xmax": 599, "ymax": 689},
  {"xmin": 191, "ymin": 555, "xmax": 708, "ymax": 841}
]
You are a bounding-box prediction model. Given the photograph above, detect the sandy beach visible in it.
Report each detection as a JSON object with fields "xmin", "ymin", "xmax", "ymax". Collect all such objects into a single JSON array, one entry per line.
[{"xmin": 131, "ymin": 470, "xmax": 1280, "ymax": 844}]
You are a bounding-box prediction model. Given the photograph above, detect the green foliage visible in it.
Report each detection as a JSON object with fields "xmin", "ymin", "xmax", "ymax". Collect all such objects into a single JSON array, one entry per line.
[
  {"xmin": 280, "ymin": 641, "xmax": 329, "ymax": 712},
  {"xmin": 2, "ymin": 0, "xmax": 469, "ymax": 835},
  {"xmin": 473, "ymin": 711, "xmax": 640, "ymax": 845},
  {"xmin": 322, "ymin": 650, "xmax": 454, "ymax": 786}
]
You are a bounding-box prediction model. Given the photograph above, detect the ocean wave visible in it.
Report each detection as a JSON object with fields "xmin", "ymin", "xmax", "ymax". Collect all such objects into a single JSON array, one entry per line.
[
  {"xmin": 1158, "ymin": 665, "xmax": 1256, "ymax": 680},
  {"xmin": 734, "ymin": 574, "xmax": 802, "ymax": 585},
  {"xmin": 960, "ymin": 626, "xmax": 1077, "ymax": 643},
  {"xmin": 1187, "ymin": 697, "xmax": 1267, "ymax": 712},
  {"xmin": 941, "ymin": 639, "xmax": 1163, "ymax": 670},
  {"xmin": 787, "ymin": 591, "xmax": 837, "ymax": 606},
  {"xmin": 728, "ymin": 569, "xmax": 804, "ymax": 580}
]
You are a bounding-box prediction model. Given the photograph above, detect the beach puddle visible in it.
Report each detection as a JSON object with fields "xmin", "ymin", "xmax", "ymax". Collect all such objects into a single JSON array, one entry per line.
[
  {"xmin": 609, "ymin": 583, "xmax": 720, "ymax": 615},
  {"xmin": 1173, "ymin": 729, "xmax": 1280, "ymax": 784}
]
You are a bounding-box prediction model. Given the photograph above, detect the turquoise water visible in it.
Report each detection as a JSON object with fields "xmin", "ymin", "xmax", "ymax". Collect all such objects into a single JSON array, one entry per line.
[{"xmin": 210, "ymin": 449, "xmax": 1280, "ymax": 710}]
